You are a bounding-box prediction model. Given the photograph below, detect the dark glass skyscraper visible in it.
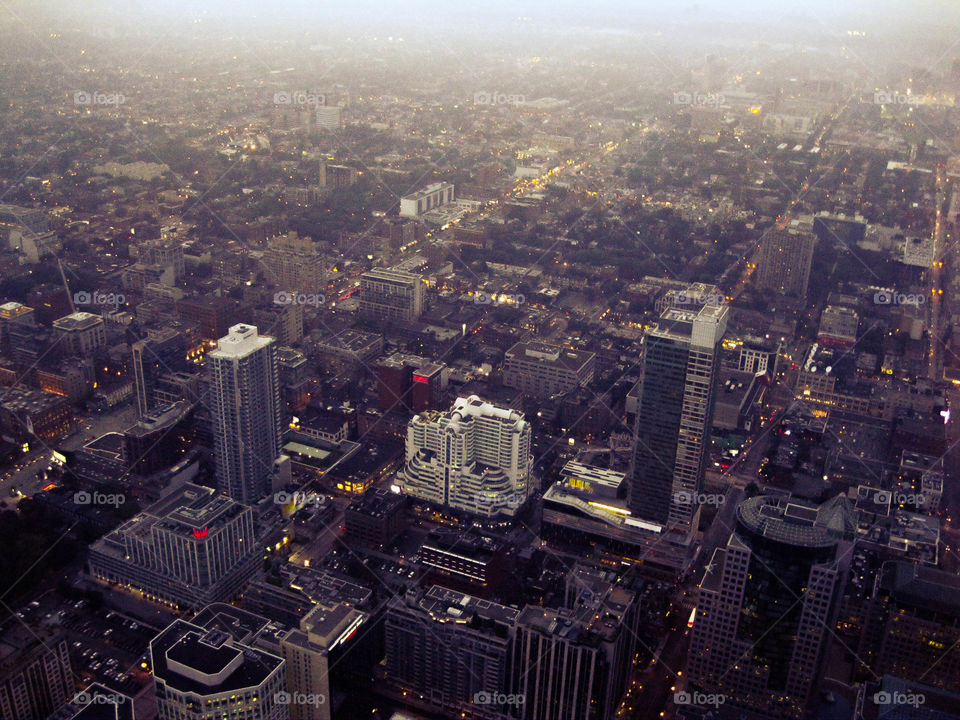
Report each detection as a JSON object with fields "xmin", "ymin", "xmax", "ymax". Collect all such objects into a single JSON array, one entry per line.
[
  {"xmin": 629, "ymin": 294, "xmax": 728, "ymax": 541},
  {"xmin": 688, "ymin": 494, "xmax": 856, "ymax": 719}
]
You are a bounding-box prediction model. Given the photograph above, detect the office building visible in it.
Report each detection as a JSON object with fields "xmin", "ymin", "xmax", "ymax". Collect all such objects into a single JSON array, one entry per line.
[
  {"xmin": 510, "ymin": 577, "xmax": 639, "ymax": 720},
  {"xmin": 52, "ymin": 311, "xmax": 106, "ymax": 356},
  {"xmin": 542, "ymin": 461, "xmax": 687, "ymax": 570},
  {"xmin": 755, "ymin": 227, "xmax": 816, "ymax": 298},
  {"xmin": 420, "ymin": 528, "xmax": 505, "ymax": 587},
  {"xmin": 0, "ymin": 300, "xmax": 34, "ymax": 349},
  {"xmin": 818, "ymin": 305, "xmax": 859, "ymax": 348},
  {"xmin": 261, "ymin": 232, "xmax": 324, "ymax": 294},
  {"xmin": 384, "ymin": 573, "xmax": 639, "ymax": 720},
  {"xmin": 343, "ymin": 488, "xmax": 406, "ymax": 548},
  {"xmin": 688, "ymin": 494, "xmax": 855, "ymax": 719},
  {"xmin": 47, "ymin": 683, "xmax": 136, "ymax": 720},
  {"xmin": 150, "ymin": 604, "xmax": 286, "ymax": 720},
  {"xmin": 373, "ymin": 353, "xmax": 447, "ymax": 413},
  {"xmin": 0, "ymin": 300, "xmax": 39, "ymax": 370},
  {"xmin": 280, "ymin": 602, "xmax": 367, "ymax": 720},
  {"xmin": 503, "ymin": 341, "xmax": 596, "ymax": 398},
  {"xmin": 139, "ymin": 237, "xmax": 185, "ymax": 285},
  {"xmin": 176, "ymin": 295, "xmax": 239, "ymax": 341},
  {"xmin": 399, "ymin": 395, "xmax": 534, "ymax": 518},
  {"xmin": 0, "ymin": 385, "xmax": 74, "ymax": 441},
  {"xmin": 88, "ymin": 483, "xmax": 259, "ymax": 609},
  {"xmin": 629, "ymin": 303, "xmax": 728, "ymax": 539},
  {"xmin": 399, "ymin": 182, "xmax": 454, "ymax": 218},
  {"xmin": 132, "ymin": 327, "xmax": 189, "ymax": 416},
  {"xmin": 736, "ymin": 335, "xmax": 780, "ymax": 377},
  {"xmin": 122, "ymin": 401, "xmax": 195, "ymax": 476},
  {"xmin": 319, "ymin": 163, "xmax": 357, "ymax": 189},
  {"xmin": 209, "ymin": 324, "xmax": 282, "ymax": 504},
  {"xmin": 859, "ymin": 562, "xmax": 960, "ymax": 692},
  {"xmin": 0, "ymin": 628, "xmax": 72, "ymax": 720},
  {"xmin": 384, "ymin": 586, "xmax": 518, "ymax": 716},
  {"xmin": 358, "ymin": 269, "xmax": 424, "ymax": 324}
]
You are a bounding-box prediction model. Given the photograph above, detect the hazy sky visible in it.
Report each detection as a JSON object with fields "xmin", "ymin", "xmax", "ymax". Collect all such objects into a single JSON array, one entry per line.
[{"xmin": 17, "ymin": 0, "xmax": 957, "ymax": 30}]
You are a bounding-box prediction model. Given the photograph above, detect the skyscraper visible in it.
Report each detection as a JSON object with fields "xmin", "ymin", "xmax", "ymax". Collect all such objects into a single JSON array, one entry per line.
[
  {"xmin": 209, "ymin": 324, "xmax": 282, "ymax": 504},
  {"xmin": 280, "ymin": 602, "xmax": 366, "ymax": 720},
  {"xmin": 399, "ymin": 395, "xmax": 533, "ymax": 518},
  {"xmin": 755, "ymin": 227, "xmax": 816, "ymax": 298},
  {"xmin": 629, "ymin": 298, "xmax": 727, "ymax": 541},
  {"xmin": 687, "ymin": 494, "xmax": 855, "ymax": 719}
]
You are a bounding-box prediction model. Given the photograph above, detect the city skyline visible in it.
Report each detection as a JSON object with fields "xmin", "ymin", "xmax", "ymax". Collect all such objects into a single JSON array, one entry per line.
[{"xmin": 0, "ymin": 2, "xmax": 958, "ymax": 720}]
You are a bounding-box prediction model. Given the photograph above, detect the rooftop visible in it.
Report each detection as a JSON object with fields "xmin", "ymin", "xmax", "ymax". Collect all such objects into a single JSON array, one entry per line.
[
  {"xmin": 209, "ymin": 324, "xmax": 273, "ymax": 359},
  {"xmin": 736, "ymin": 494, "xmax": 857, "ymax": 548},
  {"xmin": 53, "ymin": 311, "xmax": 103, "ymax": 331}
]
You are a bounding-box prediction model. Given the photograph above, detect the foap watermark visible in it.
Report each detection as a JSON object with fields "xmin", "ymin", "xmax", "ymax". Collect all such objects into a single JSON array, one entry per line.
[
  {"xmin": 673, "ymin": 91, "xmax": 724, "ymax": 107},
  {"xmin": 476, "ymin": 492, "xmax": 527, "ymax": 510},
  {"xmin": 74, "ymin": 91, "xmax": 125, "ymax": 107},
  {"xmin": 873, "ymin": 90, "xmax": 924, "ymax": 106},
  {"xmin": 274, "ymin": 691, "xmax": 326, "ymax": 707},
  {"xmin": 73, "ymin": 692, "xmax": 124, "ymax": 706},
  {"xmin": 474, "ymin": 91, "xmax": 526, "ymax": 106},
  {"xmin": 473, "ymin": 692, "xmax": 525, "ymax": 706},
  {"xmin": 74, "ymin": 290, "xmax": 125, "ymax": 308},
  {"xmin": 674, "ymin": 290, "xmax": 723, "ymax": 307},
  {"xmin": 873, "ymin": 691, "xmax": 925, "ymax": 708},
  {"xmin": 274, "ymin": 91, "xmax": 325, "ymax": 106},
  {"xmin": 274, "ymin": 291, "xmax": 325, "ymax": 308},
  {"xmin": 674, "ymin": 491, "xmax": 725, "ymax": 507},
  {"xmin": 74, "ymin": 491, "xmax": 125, "ymax": 507},
  {"xmin": 274, "ymin": 491, "xmax": 323, "ymax": 505},
  {"xmin": 874, "ymin": 491, "xmax": 925, "ymax": 505},
  {"xmin": 674, "ymin": 691, "xmax": 726, "ymax": 708},
  {"xmin": 474, "ymin": 291, "xmax": 525, "ymax": 306},
  {"xmin": 873, "ymin": 290, "xmax": 925, "ymax": 306}
]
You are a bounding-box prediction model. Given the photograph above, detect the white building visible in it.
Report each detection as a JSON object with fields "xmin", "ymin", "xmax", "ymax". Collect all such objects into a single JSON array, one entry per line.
[
  {"xmin": 88, "ymin": 484, "xmax": 259, "ymax": 609},
  {"xmin": 399, "ymin": 395, "xmax": 533, "ymax": 517},
  {"xmin": 209, "ymin": 324, "xmax": 282, "ymax": 504},
  {"xmin": 52, "ymin": 312, "xmax": 106, "ymax": 356},
  {"xmin": 399, "ymin": 182, "xmax": 455, "ymax": 218},
  {"xmin": 150, "ymin": 605, "xmax": 287, "ymax": 720}
]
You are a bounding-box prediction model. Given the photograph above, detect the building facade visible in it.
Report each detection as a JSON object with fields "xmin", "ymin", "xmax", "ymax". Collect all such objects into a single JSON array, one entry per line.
[
  {"xmin": 400, "ymin": 182, "xmax": 455, "ymax": 218},
  {"xmin": 688, "ymin": 494, "xmax": 855, "ymax": 719},
  {"xmin": 209, "ymin": 324, "xmax": 282, "ymax": 504},
  {"xmin": 88, "ymin": 483, "xmax": 259, "ymax": 609},
  {"xmin": 502, "ymin": 342, "xmax": 596, "ymax": 398},
  {"xmin": 629, "ymin": 303, "xmax": 728, "ymax": 539},
  {"xmin": 0, "ymin": 630, "xmax": 72, "ymax": 720},
  {"xmin": 399, "ymin": 395, "xmax": 534, "ymax": 518},
  {"xmin": 358, "ymin": 269, "xmax": 424, "ymax": 324},
  {"xmin": 150, "ymin": 605, "xmax": 287, "ymax": 720},
  {"xmin": 755, "ymin": 227, "xmax": 816, "ymax": 298}
]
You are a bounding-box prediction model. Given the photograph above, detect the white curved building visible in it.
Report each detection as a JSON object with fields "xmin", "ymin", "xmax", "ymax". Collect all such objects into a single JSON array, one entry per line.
[{"xmin": 399, "ymin": 395, "xmax": 533, "ymax": 518}]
